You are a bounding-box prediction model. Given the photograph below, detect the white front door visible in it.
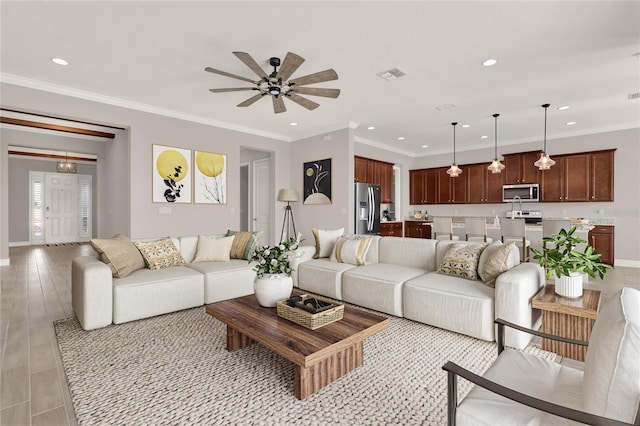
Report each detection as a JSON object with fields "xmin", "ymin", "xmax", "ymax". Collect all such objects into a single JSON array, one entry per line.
[
  {"xmin": 45, "ymin": 174, "xmax": 78, "ymax": 243},
  {"xmin": 252, "ymin": 158, "xmax": 270, "ymax": 245}
]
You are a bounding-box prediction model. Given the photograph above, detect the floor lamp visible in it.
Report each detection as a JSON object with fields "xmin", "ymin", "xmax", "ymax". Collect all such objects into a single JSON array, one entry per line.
[{"xmin": 278, "ymin": 188, "xmax": 298, "ymax": 242}]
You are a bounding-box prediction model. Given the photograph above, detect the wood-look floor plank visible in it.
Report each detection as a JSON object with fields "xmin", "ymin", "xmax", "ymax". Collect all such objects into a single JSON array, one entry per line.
[
  {"xmin": 30, "ymin": 368, "xmax": 64, "ymax": 416},
  {"xmin": 32, "ymin": 406, "xmax": 69, "ymax": 426},
  {"xmin": 0, "ymin": 365, "xmax": 29, "ymax": 408},
  {"xmin": 0, "ymin": 401, "xmax": 31, "ymax": 426}
]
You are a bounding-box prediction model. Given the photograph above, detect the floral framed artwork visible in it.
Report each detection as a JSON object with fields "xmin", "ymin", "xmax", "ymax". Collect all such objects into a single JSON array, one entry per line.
[
  {"xmin": 194, "ymin": 150, "xmax": 227, "ymax": 204},
  {"xmin": 303, "ymin": 158, "xmax": 332, "ymax": 205},
  {"xmin": 152, "ymin": 144, "xmax": 192, "ymax": 203}
]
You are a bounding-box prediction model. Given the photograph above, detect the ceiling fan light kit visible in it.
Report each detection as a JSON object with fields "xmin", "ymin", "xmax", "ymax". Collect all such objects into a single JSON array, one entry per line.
[
  {"xmin": 446, "ymin": 122, "xmax": 462, "ymax": 178},
  {"xmin": 534, "ymin": 103, "xmax": 556, "ymax": 170},
  {"xmin": 487, "ymin": 113, "xmax": 505, "ymax": 174},
  {"xmin": 206, "ymin": 51, "xmax": 340, "ymax": 114}
]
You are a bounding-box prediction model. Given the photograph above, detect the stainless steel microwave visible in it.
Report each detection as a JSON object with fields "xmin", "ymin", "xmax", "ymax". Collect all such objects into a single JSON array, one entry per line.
[{"xmin": 502, "ymin": 183, "xmax": 540, "ymax": 202}]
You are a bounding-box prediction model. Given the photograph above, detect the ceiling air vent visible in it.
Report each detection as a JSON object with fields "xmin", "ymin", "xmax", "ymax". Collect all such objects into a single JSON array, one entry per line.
[
  {"xmin": 377, "ymin": 68, "xmax": 406, "ymax": 81},
  {"xmin": 628, "ymin": 92, "xmax": 640, "ymax": 100}
]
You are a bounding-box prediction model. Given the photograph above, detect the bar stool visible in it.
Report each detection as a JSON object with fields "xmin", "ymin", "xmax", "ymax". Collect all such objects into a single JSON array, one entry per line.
[
  {"xmin": 432, "ymin": 217, "xmax": 460, "ymax": 241},
  {"xmin": 500, "ymin": 218, "xmax": 530, "ymax": 262},
  {"xmin": 542, "ymin": 219, "xmax": 571, "ymax": 249},
  {"xmin": 464, "ymin": 217, "xmax": 493, "ymax": 243}
]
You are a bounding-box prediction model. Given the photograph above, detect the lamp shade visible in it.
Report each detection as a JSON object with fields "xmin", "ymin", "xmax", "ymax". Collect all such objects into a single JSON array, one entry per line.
[{"xmin": 277, "ymin": 188, "xmax": 298, "ymax": 202}]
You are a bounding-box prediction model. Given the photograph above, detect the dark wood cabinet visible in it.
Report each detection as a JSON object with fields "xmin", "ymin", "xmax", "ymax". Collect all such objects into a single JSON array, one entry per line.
[
  {"xmin": 380, "ymin": 222, "xmax": 403, "ymax": 237},
  {"xmin": 564, "ymin": 154, "xmax": 590, "ymax": 202},
  {"xmin": 591, "ymin": 150, "xmax": 614, "ymax": 201},
  {"xmin": 466, "ymin": 163, "xmax": 504, "ymax": 203},
  {"xmin": 437, "ymin": 167, "xmax": 466, "ymax": 204},
  {"xmin": 541, "ymin": 151, "xmax": 614, "ymax": 202},
  {"xmin": 409, "ymin": 169, "xmax": 437, "ymax": 205},
  {"xmin": 588, "ymin": 225, "xmax": 614, "ymax": 266},
  {"xmin": 404, "ymin": 221, "xmax": 431, "ymax": 239},
  {"xmin": 540, "ymin": 156, "xmax": 564, "ymax": 202},
  {"xmin": 504, "ymin": 152, "xmax": 540, "ymax": 184},
  {"xmin": 354, "ymin": 156, "xmax": 394, "ymax": 203}
]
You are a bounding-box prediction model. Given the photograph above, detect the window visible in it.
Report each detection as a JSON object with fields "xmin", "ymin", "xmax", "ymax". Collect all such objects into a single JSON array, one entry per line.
[
  {"xmin": 78, "ymin": 175, "xmax": 92, "ymax": 239},
  {"xmin": 30, "ymin": 172, "xmax": 45, "ymax": 243}
]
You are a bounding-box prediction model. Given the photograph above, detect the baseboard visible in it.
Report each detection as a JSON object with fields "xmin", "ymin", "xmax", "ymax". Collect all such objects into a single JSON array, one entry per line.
[
  {"xmin": 615, "ymin": 259, "xmax": 640, "ymax": 268},
  {"xmin": 0, "ymin": 258, "xmax": 9, "ymax": 266},
  {"xmin": 9, "ymin": 241, "xmax": 31, "ymax": 247}
]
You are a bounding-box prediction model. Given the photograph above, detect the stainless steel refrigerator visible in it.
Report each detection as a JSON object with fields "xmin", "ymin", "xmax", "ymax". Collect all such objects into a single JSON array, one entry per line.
[{"xmin": 354, "ymin": 183, "xmax": 381, "ymax": 235}]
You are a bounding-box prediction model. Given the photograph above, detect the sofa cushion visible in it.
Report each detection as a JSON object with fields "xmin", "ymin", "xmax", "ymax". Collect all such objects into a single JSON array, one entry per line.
[
  {"xmin": 438, "ymin": 243, "xmax": 486, "ymax": 281},
  {"xmin": 312, "ymin": 228, "xmax": 344, "ymax": 258},
  {"xmin": 186, "ymin": 260, "xmax": 256, "ymax": 304},
  {"xmin": 403, "ymin": 272, "xmax": 495, "ymax": 341},
  {"xmin": 134, "ymin": 238, "xmax": 186, "ymax": 270},
  {"xmin": 90, "ymin": 233, "xmax": 145, "ymax": 278},
  {"xmin": 297, "ymin": 259, "xmax": 356, "ymax": 300},
  {"xmin": 478, "ymin": 241, "xmax": 518, "ymax": 287},
  {"xmin": 330, "ymin": 236, "xmax": 373, "ymax": 266},
  {"xmin": 226, "ymin": 230, "xmax": 263, "ymax": 260},
  {"xmin": 192, "ymin": 235, "xmax": 234, "ymax": 262},
  {"xmin": 378, "ymin": 237, "xmax": 437, "ymax": 270},
  {"xmin": 582, "ymin": 288, "xmax": 640, "ymax": 423}
]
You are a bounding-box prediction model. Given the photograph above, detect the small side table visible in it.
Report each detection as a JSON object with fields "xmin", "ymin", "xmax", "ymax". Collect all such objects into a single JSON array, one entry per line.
[{"xmin": 532, "ymin": 284, "xmax": 601, "ymax": 361}]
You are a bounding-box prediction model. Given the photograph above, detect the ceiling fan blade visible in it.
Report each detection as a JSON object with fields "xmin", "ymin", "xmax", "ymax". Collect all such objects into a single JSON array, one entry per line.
[
  {"xmin": 272, "ymin": 96, "xmax": 286, "ymax": 114},
  {"xmin": 205, "ymin": 67, "xmax": 256, "ymax": 84},
  {"xmin": 276, "ymin": 52, "xmax": 305, "ymax": 81},
  {"xmin": 293, "ymin": 87, "xmax": 340, "ymax": 98},
  {"xmin": 287, "ymin": 93, "xmax": 320, "ymax": 110},
  {"xmin": 233, "ymin": 51, "xmax": 268, "ymax": 80},
  {"xmin": 209, "ymin": 88, "xmax": 255, "ymax": 93},
  {"xmin": 237, "ymin": 93, "xmax": 264, "ymax": 107},
  {"xmin": 289, "ymin": 69, "xmax": 338, "ymax": 87}
]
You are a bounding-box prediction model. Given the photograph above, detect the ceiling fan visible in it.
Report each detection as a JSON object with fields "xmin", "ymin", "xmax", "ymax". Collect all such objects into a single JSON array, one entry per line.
[{"xmin": 205, "ymin": 52, "xmax": 340, "ymax": 114}]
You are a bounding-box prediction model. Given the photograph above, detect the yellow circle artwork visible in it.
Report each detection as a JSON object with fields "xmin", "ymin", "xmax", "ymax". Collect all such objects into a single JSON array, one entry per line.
[
  {"xmin": 306, "ymin": 167, "xmax": 314, "ymax": 177},
  {"xmin": 196, "ymin": 152, "xmax": 225, "ymax": 177},
  {"xmin": 156, "ymin": 150, "xmax": 188, "ymax": 181}
]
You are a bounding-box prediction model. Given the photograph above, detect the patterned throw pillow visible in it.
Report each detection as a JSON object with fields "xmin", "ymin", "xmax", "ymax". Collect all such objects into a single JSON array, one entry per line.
[
  {"xmin": 478, "ymin": 242, "xmax": 517, "ymax": 287},
  {"xmin": 192, "ymin": 235, "xmax": 235, "ymax": 263},
  {"xmin": 330, "ymin": 236, "xmax": 373, "ymax": 266},
  {"xmin": 312, "ymin": 228, "xmax": 344, "ymax": 259},
  {"xmin": 134, "ymin": 238, "xmax": 186, "ymax": 270},
  {"xmin": 226, "ymin": 230, "xmax": 263, "ymax": 260},
  {"xmin": 438, "ymin": 243, "xmax": 487, "ymax": 281},
  {"xmin": 90, "ymin": 233, "xmax": 145, "ymax": 278}
]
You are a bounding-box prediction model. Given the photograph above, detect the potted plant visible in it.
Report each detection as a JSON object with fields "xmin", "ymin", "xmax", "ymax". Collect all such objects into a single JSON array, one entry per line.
[
  {"xmin": 250, "ymin": 234, "xmax": 301, "ymax": 307},
  {"xmin": 532, "ymin": 226, "xmax": 612, "ymax": 298}
]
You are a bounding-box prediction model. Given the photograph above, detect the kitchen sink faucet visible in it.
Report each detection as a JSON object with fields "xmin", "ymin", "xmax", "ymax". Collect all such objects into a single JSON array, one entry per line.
[{"xmin": 511, "ymin": 195, "xmax": 522, "ymax": 219}]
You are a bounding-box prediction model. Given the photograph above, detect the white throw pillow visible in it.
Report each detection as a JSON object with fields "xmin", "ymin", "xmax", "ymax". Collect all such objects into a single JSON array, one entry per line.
[
  {"xmin": 192, "ymin": 235, "xmax": 235, "ymax": 263},
  {"xmin": 582, "ymin": 288, "xmax": 640, "ymax": 423},
  {"xmin": 312, "ymin": 228, "xmax": 344, "ymax": 259},
  {"xmin": 330, "ymin": 236, "xmax": 373, "ymax": 266}
]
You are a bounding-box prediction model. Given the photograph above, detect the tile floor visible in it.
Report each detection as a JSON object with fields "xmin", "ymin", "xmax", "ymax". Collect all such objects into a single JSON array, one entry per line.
[{"xmin": 1, "ymin": 243, "xmax": 639, "ymax": 425}]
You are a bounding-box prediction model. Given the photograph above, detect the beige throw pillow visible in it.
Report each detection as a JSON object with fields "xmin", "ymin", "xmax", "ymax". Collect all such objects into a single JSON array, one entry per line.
[
  {"xmin": 226, "ymin": 230, "xmax": 262, "ymax": 260},
  {"xmin": 192, "ymin": 235, "xmax": 235, "ymax": 263},
  {"xmin": 438, "ymin": 243, "xmax": 486, "ymax": 281},
  {"xmin": 478, "ymin": 242, "xmax": 517, "ymax": 287},
  {"xmin": 330, "ymin": 236, "xmax": 373, "ymax": 266},
  {"xmin": 134, "ymin": 238, "xmax": 186, "ymax": 270},
  {"xmin": 90, "ymin": 233, "xmax": 145, "ymax": 278},
  {"xmin": 312, "ymin": 228, "xmax": 344, "ymax": 258}
]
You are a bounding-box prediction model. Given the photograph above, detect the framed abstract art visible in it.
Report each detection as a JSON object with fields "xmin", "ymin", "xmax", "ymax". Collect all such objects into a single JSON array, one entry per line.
[
  {"xmin": 194, "ymin": 150, "xmax": 227, "ymax": 204},
  {"xmin": 303, "ymin": 158, "xmax": 332, "ymax": 205},
  {"xmin": 152, "ymin": 144, "xmax": 192, "ymax": 203}
]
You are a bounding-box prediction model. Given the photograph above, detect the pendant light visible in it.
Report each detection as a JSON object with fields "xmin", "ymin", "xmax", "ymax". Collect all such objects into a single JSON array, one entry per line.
[
  {"xmin": 534, "ymin": 103, "xmax": 556, "ymax": 170},
  {"xmin": 446, "ymin": 122, "xmax": 462, "ymax": 177},
  {"xmin": 487, "ymin": 113, "xmax": 505, "ymax": 174},
  {"xmin": 56, "ymin": 152, "xmax": 77, "ymax": 174}
]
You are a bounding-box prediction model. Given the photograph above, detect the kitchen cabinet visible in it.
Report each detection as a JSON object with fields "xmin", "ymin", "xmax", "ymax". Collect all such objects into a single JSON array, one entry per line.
[
  {"xmin": 588, "ymin": 225, "xmax": 614, "ymax": 266},
  {"xmin": 540, "ymin": 156, "xmax": 564, "ymax": 202},
  {"xmin": 437, "ymin": 167, "xmax": 466, "ymax": 204},
  {"xmin": 409, "ymin": 169, "xmax": 437, "ymax": 204},
  {"xmin": 354, "ymin": 156, "xmax": 394, "ymax": 203},
  {"xmin": 466, "ymin": 163, "xmax": 504, "ymax": 203},
  {"xmin": 380, "ymin": 222, "xmax": 403, "ymax": 237},
  {"xmin": 541, "ymin": 153, "xmax": 595, "ymax": 202},
  {"xmin": 404, "ymin": 221, "xmax": 431, "ymax": 238},
  {"xmin": 503, "ymin": 152, "xmax": 540, "ymax": 184},
  {"xmin": 591, "ymin": 150, "xmax": 614, "ymax": 201}
]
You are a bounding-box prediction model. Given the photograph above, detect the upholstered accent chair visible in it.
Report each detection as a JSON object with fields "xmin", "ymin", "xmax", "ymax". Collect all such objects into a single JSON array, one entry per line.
[{"xmin": 442, "ymin": 287, "xmax": 640, "ymax": 426}]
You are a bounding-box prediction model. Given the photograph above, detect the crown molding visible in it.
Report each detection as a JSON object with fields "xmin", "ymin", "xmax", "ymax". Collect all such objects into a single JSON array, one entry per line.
[
  {"xmin": 354, "ymin": 136, "xmax": 416, "ymax": 157},
  {"xmin": 0, "ymin": 73, "xmax": 291, "ymax": 142}
]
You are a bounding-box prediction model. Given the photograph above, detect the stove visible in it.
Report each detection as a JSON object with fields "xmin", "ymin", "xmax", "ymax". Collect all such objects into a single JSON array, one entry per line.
[{"xmin": 505, "ymin": 210, "xmax": 543, "ymax": 224}]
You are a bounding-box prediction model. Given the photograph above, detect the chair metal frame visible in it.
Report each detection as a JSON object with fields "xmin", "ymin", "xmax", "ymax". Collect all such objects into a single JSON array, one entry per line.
[{"xmin": 442, "ymin": 318, "xmax": 640, "ymax": 426}]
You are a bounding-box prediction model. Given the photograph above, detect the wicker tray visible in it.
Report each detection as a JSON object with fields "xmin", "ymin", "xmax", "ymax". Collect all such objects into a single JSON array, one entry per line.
[{"xmin": 276, "ymin": 294, "xmax": 344, "ymax": 330}]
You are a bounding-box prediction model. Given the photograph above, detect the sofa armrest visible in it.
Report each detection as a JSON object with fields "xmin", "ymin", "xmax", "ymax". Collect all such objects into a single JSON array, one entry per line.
[
  {"xmin": 72, "ymin": 256, "xmax": 113, "ymax": 330},
  {"xmin": 494, "ymin": 263, "xmax": 545, "ymax": 350},
  {"xmin": 290, "ymin": 245, "xmax": 316, "ymax": 287}
]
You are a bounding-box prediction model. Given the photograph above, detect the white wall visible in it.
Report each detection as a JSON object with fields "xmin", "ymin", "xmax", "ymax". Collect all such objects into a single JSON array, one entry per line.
[{"xmin": 410, "ymin": 128, "xmax": 640, "ymax": 264}]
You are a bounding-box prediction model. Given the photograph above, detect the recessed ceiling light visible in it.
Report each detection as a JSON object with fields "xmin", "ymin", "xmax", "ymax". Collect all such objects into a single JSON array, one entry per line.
[
  {"xmin": 51, "ymin": 57, "xmax": 68, "ymax": 66},
  {"xmin": 558, "ymin": 105, "xmax": 570, "ymax": 110},
  {"xmin": 462, "ymin": 124, "xmax": 470, "ymax": 128},
  {"xmin": 289, "ymin": 122, "xmax": 298, "ymax": 126},
  {"xmin": 482, "ymin": 59, "xmax": 498, "ymax": 67},
  {"xmin": 566, "ymin": 121, "xmax": 577, "ymax": 126},
  {"xmin": 480, "ymin": 135, "xmax": 488, "ymax": 139},
  {"xmin": 367, "ymin": 126, "xmax": 375, "ymax": 130},
  {"xmin": 397, "ymin": 137, "xmax": 405, "ymax": 141},
  {"xmin": 421, "ymin": 145, "xmax": 429, "ymax": 148}
]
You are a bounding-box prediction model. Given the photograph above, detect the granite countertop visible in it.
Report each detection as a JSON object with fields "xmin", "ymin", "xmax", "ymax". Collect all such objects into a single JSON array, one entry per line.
[
  {"xmin": 402, "ymin": 216, "xmax": 615, "ymax": 228},
  {"xmin": 380, "ymin": 220, "xmax": 402, "ymax": 224}
]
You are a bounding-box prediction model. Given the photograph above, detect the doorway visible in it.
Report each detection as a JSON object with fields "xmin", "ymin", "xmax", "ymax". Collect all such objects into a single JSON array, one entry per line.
[{"xmin": 239, "ymin": 148, "xmax": 273, "ymax": 246}]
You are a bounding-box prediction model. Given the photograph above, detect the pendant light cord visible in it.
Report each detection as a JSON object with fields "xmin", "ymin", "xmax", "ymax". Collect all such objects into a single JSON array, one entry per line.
[
  {"xmin": 493, "ymin": 113, "xmax": 499, "ymax": 158},
  {"xmin": 452, "ymin": 122, "xmax": 457, "ymax": 163},
  {"xmin": 542, "ymin": 103, "xmax": 550, "ymax": 152}
]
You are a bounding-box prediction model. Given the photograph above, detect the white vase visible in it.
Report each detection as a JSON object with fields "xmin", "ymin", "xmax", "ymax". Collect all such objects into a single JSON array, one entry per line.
[
  {"xmin": 555, "ymin": 272, "xmax": 583, "ymax": 298},
  {"xmin": 253, "ymin": 273, "xmax": 293, "ymax": 307}
]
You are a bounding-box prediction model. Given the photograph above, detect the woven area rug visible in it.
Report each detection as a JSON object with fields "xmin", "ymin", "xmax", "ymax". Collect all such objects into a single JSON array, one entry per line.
[{"xmin": 55, "ymin": 307, "xmax": 554, "ymax": 425}]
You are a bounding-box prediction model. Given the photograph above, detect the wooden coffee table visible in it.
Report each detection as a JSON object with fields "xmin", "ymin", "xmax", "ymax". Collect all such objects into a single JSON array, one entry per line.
[{"xmin": 205, "ymin": 294, "xmax": 389, "ymax": 399}]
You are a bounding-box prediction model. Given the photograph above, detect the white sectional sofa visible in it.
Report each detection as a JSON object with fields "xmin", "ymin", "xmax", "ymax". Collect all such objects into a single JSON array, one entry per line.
[
  {"xmin": 72, "ymin": 235, "xmax": 256, "ymax": 330},
  {"xmin": 293, "ymin": 236, "xmax": 545, "ymax": 349}
]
